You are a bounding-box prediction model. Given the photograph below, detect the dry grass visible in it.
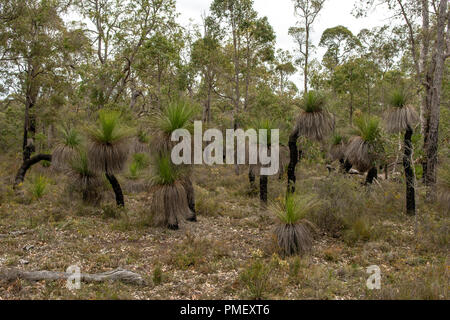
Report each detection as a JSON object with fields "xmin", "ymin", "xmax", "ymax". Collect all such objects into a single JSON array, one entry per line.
[{"xmin": 0, "ymin": 159, "xmax": 448, "ymax": 300}]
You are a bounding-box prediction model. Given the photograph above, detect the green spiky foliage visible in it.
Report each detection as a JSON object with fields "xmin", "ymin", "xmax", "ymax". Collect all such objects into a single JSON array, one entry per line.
[
  {"xmin": 345, "ymin": 116, "xmax": 384, "ymax": 172},
  {"xmin": 295, "ymin": 91, "xmax": 334, "ymax": 141},
  {"xmin": 52, "ymin": 126, "xmax": 82, "ymax": 171},
  {"xmin": 151, "ymin": 153, "xmax": 183, "ymax": 185},
  {"xmin": 389, "ymin": 89, "xmax": 408, "ymax": 108},
  {"xmin": 385, "ymin": 89, "xmax": 419, "ymax": 133},
  {"xmin": 86, "ymin": 110, "xmax": 132, "ymax": 174},
  {"xmin": 301, "ymin": 90, "xmax": 326, "ymax": 113},
  {"xmin": 271, "ymin": 194, "xmax": 318, "ymax": 256},
  {"xmin": 151, "ymin": 99, "xmax": 197, "ymax": 154},
  {"xmin": 128, "ymin": 153, "xmax": 149, "ymax": 179}
]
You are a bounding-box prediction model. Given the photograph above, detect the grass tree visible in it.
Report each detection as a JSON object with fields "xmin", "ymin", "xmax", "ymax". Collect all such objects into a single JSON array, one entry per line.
[
  {"xmin": 385, "ymin": 89, "xmax": 419, "ymax": 215},
  {"xmin": 69, "ymin": 150, "xmax": 103, "ymax": 205},
  {"xmin": 132, "ymin": 128, "xmax": 151, "ymax": 154},
  {"xmin": 86, "ymin": 110, "xmax": 132, "ymax": 207},
  {"xmin": 271, "ymin": 194, "xmax": 318, "ymax": 256},
  {"xmin": 51, "ymin": 126, "xmax": 82, "ymax": 172},
  {"xmin": 287, "ymin": 91, "xmax": 334, "ymax": 192},
  {"xmin": 150, "ymin": 153, "xmax": 195, "ymax": 230},
  {"xmin": 345, "ymin": 115, "xmax": 384, "ymax": 185},
  {"xmin": 329, "ymin": 133, "xmax": 352, "ymax": 173},
  {"xmin": 152, "ymin": 99, "xmax": 197, "ymax": 218}
]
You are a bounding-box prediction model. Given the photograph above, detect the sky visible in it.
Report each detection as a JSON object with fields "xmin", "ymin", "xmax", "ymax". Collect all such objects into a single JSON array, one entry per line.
[{"xmin": 176, "ymin": 0, "xmax": 391, "ymax": 89}]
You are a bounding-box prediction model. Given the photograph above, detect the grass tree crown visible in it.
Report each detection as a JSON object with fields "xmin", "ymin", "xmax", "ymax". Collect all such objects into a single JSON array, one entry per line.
[
  {"xmin": 385, "ymin": 89, "xmax": 419, "ymax": 133},
  {"xmin": 295, "ymin": 91, "xmax": 334, "ymax": 141},
  {"xmin": 86, "ymin": 109, "xmax": 133, "ymax": 174},
  {"xmin": 52, "ymin": 126, "xmax": 82, "ymax": 171},
  {"xmin": 345, "ymin": 115, "xmax": 384, "ymax": 172},
  {"xmin": 151, "ymin": 98, "xmax": 197, "ymax": 153},
  {"xmin": 151, "ymin": 153, "xmax": 185, "ymax": 186}
]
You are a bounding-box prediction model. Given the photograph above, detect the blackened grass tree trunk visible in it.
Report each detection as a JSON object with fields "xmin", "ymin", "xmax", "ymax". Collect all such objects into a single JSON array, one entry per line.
[
  {"xmin": 287, "ymin": 127, "xmax": 299, "ymax": 193},
  {"xmin": 14, "ymin": 154, "xmax": 52, "ymax": 189},
  {"xmin": 105, "ymin": 172, "xmax": 124, "ymax": 208},
  {"xmin": 403, "ymin": 125, "xmax": 416, "ymax": 215},
  {"xmin": 365, "ymin": 167, "xmax": 378, "ymax": 185}
]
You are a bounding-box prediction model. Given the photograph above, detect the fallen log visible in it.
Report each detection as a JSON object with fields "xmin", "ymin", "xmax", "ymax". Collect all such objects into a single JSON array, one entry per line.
[
  {"xmin": 0, "ymin": 230, "xmax": 31, "ymax": 238},
  {"xmin": 0, "ymin": 267, "xmax": 145, "ymax": 285}
]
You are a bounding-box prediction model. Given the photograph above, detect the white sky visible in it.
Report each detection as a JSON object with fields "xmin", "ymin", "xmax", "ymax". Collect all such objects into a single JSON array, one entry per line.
[{"xmin": 176, "ymin": 0, "xmax": 392, "ymax": 89}]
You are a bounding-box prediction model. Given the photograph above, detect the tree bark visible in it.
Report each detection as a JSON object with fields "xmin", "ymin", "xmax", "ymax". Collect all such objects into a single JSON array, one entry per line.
[
  {"xmin": 403, "ymin": 126, "xmax": 416, "ymax": 215},
  {"xmin": 287, "ymin": 128, "xmax": 299, "ymax": 193},
  {"xmin": 105, "ymin": 173, "xmax": 124, "ymax": 207},
  {"xmin": 424, "ymin": 0, "xmax": 448, "ymax": 199},
  {"xmin": 13, "ymin": 154, "xmax": 52, "ymax": 189}
]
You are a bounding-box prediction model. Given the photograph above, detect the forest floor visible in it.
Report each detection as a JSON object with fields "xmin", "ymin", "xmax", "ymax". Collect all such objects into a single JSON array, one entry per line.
[{"xmin": 0, "ymin": 155, "xmax": 448, "ymax": 300}]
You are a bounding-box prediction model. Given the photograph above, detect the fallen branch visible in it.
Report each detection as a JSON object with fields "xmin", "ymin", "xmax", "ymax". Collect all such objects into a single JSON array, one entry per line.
[
  {"xmin": 0, "ymin": 230, "xmax": 31, "ymax": 238},
  {"xmin": 0, "ymin": 267, "xmax": 145, "ymax": 285}
]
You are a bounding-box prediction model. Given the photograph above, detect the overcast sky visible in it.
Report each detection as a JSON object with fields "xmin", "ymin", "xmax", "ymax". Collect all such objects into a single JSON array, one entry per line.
[{"xmin": 176, "ymin": 0, "xmax": 391, "ymax": 89}]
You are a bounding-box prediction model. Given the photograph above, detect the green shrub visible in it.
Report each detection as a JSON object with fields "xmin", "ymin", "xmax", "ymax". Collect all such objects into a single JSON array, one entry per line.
[
  {"xmin": 30, "ymin": 175, "xmax": 48, "ymax": 199},
  {"xmin": 239, "ymin": 259, "xmax": 273, "ymax": 300}
]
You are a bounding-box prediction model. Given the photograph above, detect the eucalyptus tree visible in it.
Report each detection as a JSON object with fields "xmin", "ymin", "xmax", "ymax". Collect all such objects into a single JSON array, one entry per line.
[
  {"xmin": 241, "ymin": 16, "xmax": 276, "ymax": 110},
  {"xmin": 287, "ymin": 91, "xmax": 333, "ymax": 193},
  {"xmin": 190, "ymin": 16, "xmax": 223, "ymax": 123},
  {"xmin": 0, "ymin": 0, "xmax": 87, "ymax": 188},
  {"xmin": 319, "ymin": 25, "xmax": 361, "ymax": 72},
  {"xmin": 289, "ymin": 0, "xmax": 326, "ymax": 94},
  {"xmin": 355, "ymin": 0, "xmax": 449, "ymax": 198},
  {"xmin": 275, "ymin": 49, "xmax": 296, "ymax": 94},
  {"xmin": 73, "ymin": 0, "xmax": 177, "ymax": 109},
  {"xmin": 210, "ymin": 0, "xmax": 254, "ymax": 128},
  {"xmin": 385, "ymin": 89, "xmax": 419, "ymax": 215}
]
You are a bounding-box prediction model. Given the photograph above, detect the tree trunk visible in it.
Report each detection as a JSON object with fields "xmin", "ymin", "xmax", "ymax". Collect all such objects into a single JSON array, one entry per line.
[
  {"xmin": 287, "ymin": 128, "xmax": 299, "ymax": 193},
  {"xmin": 343, "ymin": 159, "xmax": 352, "ymax": 173},
  {"xmin": 260, "ymin": 174, "xmax": 268, "ymax": 204},
  {"xmin": 248, "ymin": 165, "xmax": 256, "ymax": 193},
  {"xmin": 365, "ymin": 167, "xmax": 378, "ymax": 185},
  {"xmin": 424, "ymin": 0, "xmax": 448, "ymax": 200},
  {"xmin": 13, "ymin": 154, "xmax": 52, "ymax": 189},
  {"xmin": 304, "ymin": 27, "xmax": 309, "ymax": 94},
  {"xmin": 105, "ymin": 173, "xmax": 124, "ymax": 207},
  {"xmin": 403, "ymin": 126, "xmax": 416, "ymax": 215}
]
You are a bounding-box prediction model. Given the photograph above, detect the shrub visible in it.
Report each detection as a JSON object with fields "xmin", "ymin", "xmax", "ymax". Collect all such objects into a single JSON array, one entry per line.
[
  {"xmin": 30, "ymin": 175, "xmax": 48, "ymax": 199},
  {"xmin": 239, "ymin": 259, "xmax": 273, "ymax": 300}
]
